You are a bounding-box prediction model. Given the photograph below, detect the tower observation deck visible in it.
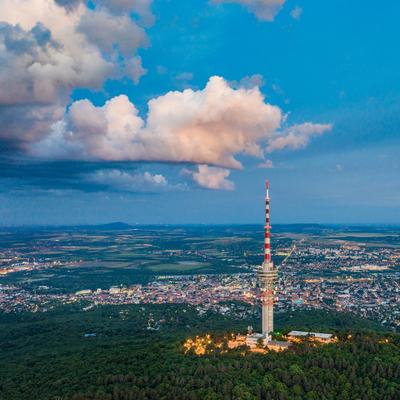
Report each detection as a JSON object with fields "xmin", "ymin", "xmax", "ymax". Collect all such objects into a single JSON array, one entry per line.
[{"xmin": 257, "ymin": 179, "xmax": 278, "ymax": 337}]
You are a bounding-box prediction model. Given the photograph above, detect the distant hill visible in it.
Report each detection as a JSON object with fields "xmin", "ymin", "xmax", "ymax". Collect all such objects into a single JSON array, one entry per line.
[
  {"xmin": 0, "ymin": 222, "xmax": 135, "ymax": 232},
  {"xmin": 87, "ymin": 222, "xmax": 134, "ymax": 230}
]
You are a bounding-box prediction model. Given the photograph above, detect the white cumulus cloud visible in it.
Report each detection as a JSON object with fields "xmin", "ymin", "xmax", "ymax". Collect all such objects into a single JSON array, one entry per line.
[
  {"xmin": 35, "ymin": 76, "xmax": 283, "ymax": 168},
  {"xmin": 85, "ymin": 169, "xmax": 182, "ymax": 192},
  {"xmin": 187, "ymin": 165, "xmax": 235, "ymax": 190},
  {"xmin": 33, "ymin": 76, "xmax": 332, "ymax": 190},
  {"xmin": 267, "ymin": 122, "xmax": 332, "ymax": 152}
]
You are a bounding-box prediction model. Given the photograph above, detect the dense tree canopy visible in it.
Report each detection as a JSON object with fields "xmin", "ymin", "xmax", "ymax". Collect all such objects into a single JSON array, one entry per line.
[{"xmin": 0, "ymin": 304, "xmax": 399, "ymax": 400}]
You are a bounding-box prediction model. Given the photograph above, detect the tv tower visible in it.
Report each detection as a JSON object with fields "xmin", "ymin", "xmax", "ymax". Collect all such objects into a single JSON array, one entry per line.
[{"xmin": 258, "ymin": 179, "xmax": 278, "ymax": 338}]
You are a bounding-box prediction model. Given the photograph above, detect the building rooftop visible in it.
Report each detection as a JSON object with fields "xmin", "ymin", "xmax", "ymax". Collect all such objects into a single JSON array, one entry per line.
[
  {"xmin": 268, "ymin": 340, "xmax": 291, "ymax": 348},
  {"xmin": 288, "ymin": 330, "xmax": 333, "ymax": 339}
]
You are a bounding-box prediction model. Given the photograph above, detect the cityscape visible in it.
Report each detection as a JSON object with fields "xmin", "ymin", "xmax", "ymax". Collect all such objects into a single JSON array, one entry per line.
[{"xmin": 1, "ymin": 225, "xmax": 399, "ymax": 330}]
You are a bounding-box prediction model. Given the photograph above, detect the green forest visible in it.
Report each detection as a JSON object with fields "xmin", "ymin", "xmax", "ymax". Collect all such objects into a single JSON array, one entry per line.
[{"xmin": 0, "ymin": 304, "xmax": 399, "ymax": 400}]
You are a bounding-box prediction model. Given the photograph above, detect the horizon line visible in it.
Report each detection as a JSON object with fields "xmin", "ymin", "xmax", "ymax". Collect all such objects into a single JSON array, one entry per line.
[{"xmin": 1, "ymin": 222, "xmax": 400, "ymax": 228}]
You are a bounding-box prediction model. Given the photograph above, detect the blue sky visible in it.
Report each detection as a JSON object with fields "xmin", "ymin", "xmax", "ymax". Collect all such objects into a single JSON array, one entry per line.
[{"xmin": 0, "ymin": 0, "xmax": 399, "ymax": 225}]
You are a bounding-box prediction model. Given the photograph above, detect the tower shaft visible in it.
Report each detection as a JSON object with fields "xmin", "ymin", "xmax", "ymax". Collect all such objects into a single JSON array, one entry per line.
[{"xmin": 258, "ymin": 179, "xmax": 277, "ymax": 337}]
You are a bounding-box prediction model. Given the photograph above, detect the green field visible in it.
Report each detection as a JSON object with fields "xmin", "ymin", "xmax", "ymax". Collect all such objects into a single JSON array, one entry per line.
[{"xmin": 148, "ymin": 261, "xmax": 209, "ymax": 272}]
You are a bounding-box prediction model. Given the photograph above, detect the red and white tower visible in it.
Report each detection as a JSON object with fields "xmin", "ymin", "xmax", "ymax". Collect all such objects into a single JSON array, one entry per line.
[{"xmin": 258, "ymin": 179, "xmax": 278, "ymax": 337}]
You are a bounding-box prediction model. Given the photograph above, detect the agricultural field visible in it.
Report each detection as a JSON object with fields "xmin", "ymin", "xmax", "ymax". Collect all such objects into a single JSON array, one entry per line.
[{"xmin": 0, "ymin": 224, "xmax": 399, "ymax": 297}]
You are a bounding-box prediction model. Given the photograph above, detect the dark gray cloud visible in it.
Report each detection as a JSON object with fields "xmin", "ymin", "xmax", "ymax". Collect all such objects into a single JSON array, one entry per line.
[
  {"xmin": 1, "ymin": 22, "xmax": 51, "ymax": 54},
  {"xmin": 0, "ymin": 159, "xmax": 135, "ymax": 192},
  {"xmin": 0, "ymin": 104, "xmax": 64, "ymax": 151},
  {"xmin": 0, "ymin": 0, "xmax": 151, "ymax": 157},
  {"xmin": 95, "ymin": 0, "xmax": 155, "ymax": 26},
  {"xmin": 0, "ymin": 156, "xmax": 190, "ymax": 195},
  {"xmin": 0, "ymin": 157, "xmax": 185, "ymax": 195},
  {"xmin": 0, "ymin": 22, "xmax": 65, "ymax": 151},
  {"xmin": 54, "ymin": 0, "xmax": 83, "ymax": 11},
  {"xmin": 78, "ymin": 8, "xmax": 149, "ymax": 59},
  {"xmin": 30, "ymin": 22, "xmax": 53, "ymax": 46}
]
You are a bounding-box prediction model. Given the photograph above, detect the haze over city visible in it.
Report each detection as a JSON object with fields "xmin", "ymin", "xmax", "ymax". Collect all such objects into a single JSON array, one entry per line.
[{"xmin": 1, "ymin": 0, "xmax": 399, "ymax": 225}]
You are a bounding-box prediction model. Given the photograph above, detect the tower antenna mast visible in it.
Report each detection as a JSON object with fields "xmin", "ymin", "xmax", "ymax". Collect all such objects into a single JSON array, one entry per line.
[{"xmin": 258, "ymin": 179, "xmax": 278, "ymax": 337}]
